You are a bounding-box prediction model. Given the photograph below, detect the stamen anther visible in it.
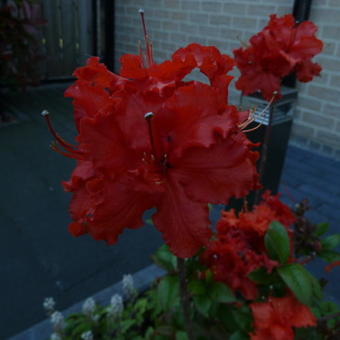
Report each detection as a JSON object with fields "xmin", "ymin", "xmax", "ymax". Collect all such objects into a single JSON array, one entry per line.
[
  {"xmin": 144, "ymin": 112, "xmax": 154, "ymax": 120},
  {"xmin": 138, "ymin": 8, "xmax": 144, "ymax": 13},
  {"xmin": 41, "ymin": 110, "xmax": 49, "ymax": 116}
]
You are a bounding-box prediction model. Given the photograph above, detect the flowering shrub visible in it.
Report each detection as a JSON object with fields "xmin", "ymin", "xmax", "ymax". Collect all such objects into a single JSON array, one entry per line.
[{"xmin": 43, "ymin": 11, "xmax": 340, "ymax": 340}]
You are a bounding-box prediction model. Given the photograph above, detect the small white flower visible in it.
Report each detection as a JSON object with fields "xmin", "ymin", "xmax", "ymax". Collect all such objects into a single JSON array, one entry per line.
[
  {"xmin": 81, "ymin": 330, "xmax": 94, "ymax": 340},
  {"xmin": 50, "ymin": 311, "xmax": 64, "ymax": 331},
  {"xmin": 122, "ymin": 274, "xmax": 137, "ymax": 299},
  {"xmin": 50, "ymin": 333, "xmax": 62, "ymax": 340},
  {"xmin": 43, "ymin": 297, "xmax": 56, "ymax": 312},
  {"xmin": 107, "ymin": 294, "xmax": 123, "ymax": 319},
  {"xmin": 82, "ymin": 297, "xmax": 96, "ymax": 316}
]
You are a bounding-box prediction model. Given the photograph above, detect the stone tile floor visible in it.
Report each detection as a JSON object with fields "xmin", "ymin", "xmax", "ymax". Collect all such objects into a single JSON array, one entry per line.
[{"xmin": 1, "ymin": 84, "xmax": 339, "ymax": 338}]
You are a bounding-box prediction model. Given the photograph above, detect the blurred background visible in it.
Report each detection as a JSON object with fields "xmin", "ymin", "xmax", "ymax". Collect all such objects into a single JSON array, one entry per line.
[{"xmin": 1, "ymin": 0, "xmax": 339, "ymax": 338}]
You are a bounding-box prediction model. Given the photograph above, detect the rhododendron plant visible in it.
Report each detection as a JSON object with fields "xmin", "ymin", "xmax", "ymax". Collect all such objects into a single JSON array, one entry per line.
[{"xmin": 43, "ymin": 11, "xmax": 340, "ymax": 340}]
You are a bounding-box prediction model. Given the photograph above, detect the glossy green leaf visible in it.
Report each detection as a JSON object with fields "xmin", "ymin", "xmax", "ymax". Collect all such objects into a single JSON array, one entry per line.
[
  {"xmin": 229, "ymin": 331, "xmax": 249, "ymax": 340},
  {"xmin": 157, "ymin": 275, "xmax": 179, "ymax": 312},
  {"xmin": 321, "ymin": 234, "xmax": 340, "ymax": 250},
  {"xmin": 188, "ymin": 279, "xmax": 206, "ymax": 295},
  {"xmin": 277, "ymin": 263, "xmax": 322, "ymax": 306},
  {"xmin": 152, "ymin": 245, "xmax": 177, "ymax": 272},
  {"xmin": 264, "ymin": 221, "xmax": 290, "ymax": 264},
  {"xmin": 314, "ymin": 222, "xmax": 329, "ymax": 236},
  {"xmin": 248, "ymin": 267, "xmax": 278, "ymax": 284},
  {"xmin": 318, "ymin": 249, "xmax": 340, "ymax": 262},
  {"xmin": 193, "ymin": 295, "xmax": 212, "ymax": 317},
  {"xmin": 210, "ymin": 282, "xmax": 236, "ymax": 303},
  {"xmin": 176, "ymin": 330, "xmax": 189, "ymax": 340}
]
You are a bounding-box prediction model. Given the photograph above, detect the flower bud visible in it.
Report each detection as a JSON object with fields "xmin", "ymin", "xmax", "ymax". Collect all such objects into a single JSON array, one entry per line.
[
  {"xmin": 122, "ymin": 274, "xmax": 137, "ymax": 299},
  {"xmin": 50, "ymin": 311, "xmax": 64, "ymax": 332},
  {"xmin": 81, "ymin": 330, "xmax": 94, "ymax": 340},
  {"xmin": 43, "ymin": 297, "xmax": 56, "ymax": 313},
  {"xmin": 107, "ymin": 294, "xmax": 123, "ymax": 320}
]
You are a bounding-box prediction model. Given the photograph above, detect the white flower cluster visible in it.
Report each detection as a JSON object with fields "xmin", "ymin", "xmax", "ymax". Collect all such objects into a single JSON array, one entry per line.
[
  {"xmin": 82, "ymin": 297, "xmax": 95, "ymax": 315},
  {"xmin": 50, "ymin": 311, "xmax": 64, "ymax": 332},
  {"xmin": 43, "ymin": 297, "xmax": 56, "ymax": 313},
  {"xmin": 81, "ymin": 330, "xmax": 94, "ymax": 340},
  {"xmin": 107, "ymin": 293, "xmax": 123, "ymax": 320},
  {"xmin": 50, "ymin": 333, "xmax": 62, "ymax": 340},
  {"xmin": 122, "ymin": 274, "xmax": 137, "ymax": 300}
]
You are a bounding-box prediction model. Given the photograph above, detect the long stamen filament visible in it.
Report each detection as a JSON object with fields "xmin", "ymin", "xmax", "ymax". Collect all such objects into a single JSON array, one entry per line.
[
  {"xmin": 139, "ymin": 8, "xmax": 153, "ymax": 67},
  {"xmin": 41, "ymin": 110, "xmax": 83, "ymax": 158},
  {"xmin": 241, "ymin": 92, "xmax": 277, "ymax": 133},
  {"xmin": 144, "ymin": 112, "xmax": 157, "ymax": 158}
]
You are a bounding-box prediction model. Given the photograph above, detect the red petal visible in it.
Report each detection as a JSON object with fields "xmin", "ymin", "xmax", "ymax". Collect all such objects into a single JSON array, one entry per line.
[
  {"xmin": 63, "ymin": 160, "xmax": 95, "ymax": 192},
  {"xmin": 78, "ymin": 113, "xmax": 139, "ymax": 175},
  {"xmin": 119, "ymin": 54, "xmax": 147, "ymax": 79},
  {"xmin": 73, "ymin": 56, "xmax": 125, "ymax": 90},
  {"xmin": 173, "ymin": 133, "xmax": 258, "ymax": 204},
  {"xmin": 291, "ymin": 22, "xmax": 323, "ymax": 60},
  {"xmin": 295, "ymin": 60, "xmax": 322, "ymax": 82},
  {"xmin": 68, "ymin": 222, "xmax": 87, "ymax": 236},
  {"xmin": 153, "ymin": 175, "xmax": 211, "ymax": 258},
  {"xmin": 154, "ymin": 82, "xmax": 238, "ymax": 158},
  {"xmin": 65, "ymin": 80, "xmax": 112, "ymax": 129},
  {"xmin": 273, "ymin": 294, "xmax": 316, "ymax": 328},
  {"xmin": 173, "ymin": 43, "xmax": 234, "ymax": 78},
  {"xmin": 86, "ymin": 177, "xmax": 155, "ymax": 244}
]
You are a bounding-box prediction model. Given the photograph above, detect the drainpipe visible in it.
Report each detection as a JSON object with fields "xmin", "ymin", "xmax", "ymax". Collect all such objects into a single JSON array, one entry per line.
[{"xmin": 103, "ymin": 0, "xmax": 114, "ymax": 71}]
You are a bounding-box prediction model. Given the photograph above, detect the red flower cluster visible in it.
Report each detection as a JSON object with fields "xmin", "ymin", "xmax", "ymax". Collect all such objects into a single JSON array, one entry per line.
[
  {"xmin": 250, "ymin": 293, "xmax": 316, "ymax": 340},
  {"xmin": 50, "ymin": 43, "xmax": 259, "ymax": 258},
  {"xmin": 200, "ymin": 193, "xmax": 295, "ymax": 298},
  {"xmin": 234, "ymin": 14, "xmax": 323, "ymax": 100}
]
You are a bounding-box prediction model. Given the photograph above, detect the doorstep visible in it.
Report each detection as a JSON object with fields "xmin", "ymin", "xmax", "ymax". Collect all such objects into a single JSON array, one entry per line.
[{"xmin": 8, "ymin": 265, "xmax": 165, "ymax": 340}]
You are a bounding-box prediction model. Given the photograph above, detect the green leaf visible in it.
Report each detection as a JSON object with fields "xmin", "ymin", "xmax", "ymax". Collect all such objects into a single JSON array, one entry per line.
[
  {"xmin": 314, "ymin": 222, "xmax": 329, "ymax": 236},
  {"xmin": 188, "ymin": 279, "xmax": 206, "ymax": 295},
  {"xmin": 264, "ymin": 221, "xmax": 290, "ymax": 264},
  {"xmin": 318, "ymin": 249, "xmax": 340, "ymax": 262},
  {"xmin": 229, "ymin": 331, "xmax": 249, "ymax": 340},
  {"xmin": 321, "ymin": 234, "xmax": 340, "ymax": 250},
  {"xmin": 157, "ymin": 275, "xmax": 179, "ymax": 312},
  {"xmin": 176, "ymin": 330, "xmax": 189, "ymax": 340},
  {"xmin": 152, "ymin": 245, "xmax": 177, "ymax": 272},
  {"xmin": 193, "ymin": 295, "xmax": 212, "ymax": 317},
  {"xmin": 277, "ymin": 263, "xmax": 322, "ymax": 306},
  {"xmin": 248, "ymin": 267, "xmax": 279, "ymax": 284},
  {"xmin": 209, "ymin": 282, "xmax": 236, "ymax": 303}
]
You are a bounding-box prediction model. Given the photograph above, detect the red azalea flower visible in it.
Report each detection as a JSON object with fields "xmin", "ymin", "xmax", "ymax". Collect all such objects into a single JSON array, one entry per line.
[
  {"xmin": 233, "ymin": 14, "xmax": 323, "ymax": 100},
  {"xmin": 44, "ymin": 35, "xmax": 258, "ymax": 258},
  {"xmin": 250, "ymin": 293, "xmax": 316, "ymax": 340},
  {"xmin": 201, "ymin": 193, "xmax": 294, "ymax": 298}
]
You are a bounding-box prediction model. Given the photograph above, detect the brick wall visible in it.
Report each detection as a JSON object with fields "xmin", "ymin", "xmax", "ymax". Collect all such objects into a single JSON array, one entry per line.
[{"xmin": 115, "ymin": 0, "xmax": 340, "ymax": 159}]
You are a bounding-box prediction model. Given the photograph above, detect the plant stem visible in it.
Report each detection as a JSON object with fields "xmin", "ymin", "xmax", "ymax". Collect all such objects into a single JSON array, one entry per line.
[{"xmin": 177, "ymin": 257, "xmax": 194, "ymax": 340}]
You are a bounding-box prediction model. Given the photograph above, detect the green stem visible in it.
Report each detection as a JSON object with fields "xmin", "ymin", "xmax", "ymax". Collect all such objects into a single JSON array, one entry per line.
[{"xmin": 177, "ymin": 257, "xmax": 194, "ymax": 340}]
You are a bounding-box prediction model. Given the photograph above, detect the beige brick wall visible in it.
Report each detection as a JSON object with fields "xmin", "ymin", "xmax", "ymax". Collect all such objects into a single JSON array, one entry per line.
[{"xmin": 115, "ymin": 0, "xmax": 340, "ymax": 159}]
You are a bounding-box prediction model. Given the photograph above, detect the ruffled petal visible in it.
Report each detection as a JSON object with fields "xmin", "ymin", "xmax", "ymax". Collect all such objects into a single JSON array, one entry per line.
[
  {"xmin": 86, "ymin": 176, "xmax": 156, "ymax": 244},
  {"xmin": 153, "ymin": 175, "xmax": 211, "ymax": 258},
  {"xmin": 78, "ymin": 113, "xmax": 139, "ymax": 175},
  {"xmin": 295, "ymin": 59, "xmax": 322, "ymax": 82},
  {"xmin": 172, "ymin": 133, "xmax": 258, "ymax": 204},
  {"xmin": 73, "ymin": 56, "xmax": 125, "ymax": 90},
  {"xmin": 154, "ymin": 82, "xmax": 238, "ymax": 158},
  {"xmin": 119, "ymin": 54, "xmax": 147, "ymax": 79},
  {"xmin": 65, "ymin": 80, "xmax": 113, "ymax": 129}
]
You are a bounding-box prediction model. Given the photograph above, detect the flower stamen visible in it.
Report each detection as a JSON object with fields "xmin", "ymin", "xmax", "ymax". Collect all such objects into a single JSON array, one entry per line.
[{"xmin": 41, "ymin": 110, "xmax": 83, "ymax": 159}]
